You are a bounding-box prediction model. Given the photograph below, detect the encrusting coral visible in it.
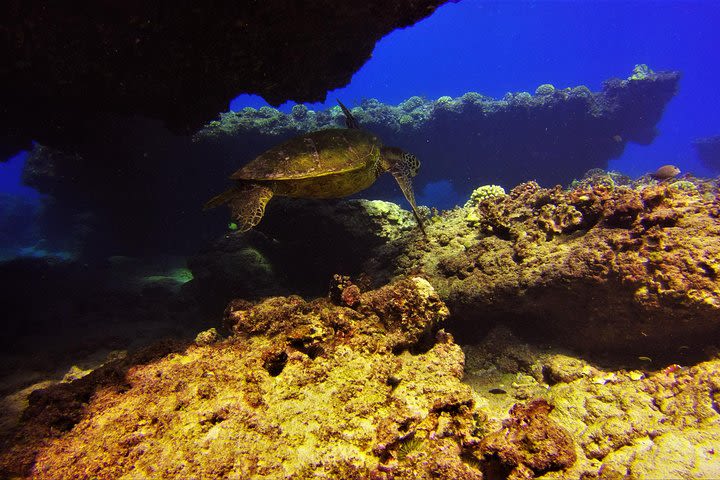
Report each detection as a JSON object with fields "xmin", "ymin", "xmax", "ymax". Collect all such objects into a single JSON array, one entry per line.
[
  {"xmin": 372, "ymin": 172, "xmax": 720, "ymax": 355},
  {"xmin": 3, "ymin": 171, "xmax": 720, "ymax": 479},
  {"xmin": 0, "ymin": 278, "xmax": 500, "ymax": 479},
  {"xmin": 1, "ymin": 268, "xmax": 719, "ymax": 479},
  {"xmin": 472, "ymin": 399, "xmax": 576, "ymax": 479}
]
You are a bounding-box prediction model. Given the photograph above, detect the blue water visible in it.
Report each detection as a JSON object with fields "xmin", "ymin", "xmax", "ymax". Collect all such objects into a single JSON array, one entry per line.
[
  {"xmin": 0, "ymin": 151, "xmax": 40, "ymax": 199},
  {"xmin": 231, "ymin": 0, "xmax": 720, "ymax": 182}
]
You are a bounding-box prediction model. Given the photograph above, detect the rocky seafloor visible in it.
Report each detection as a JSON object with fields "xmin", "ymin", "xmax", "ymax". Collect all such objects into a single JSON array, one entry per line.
[{"xmin": 1, "ymin": 171, "xmax": 720, "ymax": 479}]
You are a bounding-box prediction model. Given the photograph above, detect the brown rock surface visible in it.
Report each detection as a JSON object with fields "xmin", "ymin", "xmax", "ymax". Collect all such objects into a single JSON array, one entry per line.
[
  {"xmin": 0, "ymin": 278, "xmax": 487, "ymax": 479},
  {"xmin": 2, "ymin": 277, "xmax": 719, "ymax": 479},
  {"xmin": 474, "ymin": 399, "xmax": 576, "ymax": 479},
  {"xmin": 372, "ymin": 173, "xmax": 720, "ymax": 354}
]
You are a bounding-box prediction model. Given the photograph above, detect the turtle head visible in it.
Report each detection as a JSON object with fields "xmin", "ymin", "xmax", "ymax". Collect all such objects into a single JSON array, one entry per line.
[{"xmin": 380, "ymin": 147, "xmax": 420, "ymax": 178}]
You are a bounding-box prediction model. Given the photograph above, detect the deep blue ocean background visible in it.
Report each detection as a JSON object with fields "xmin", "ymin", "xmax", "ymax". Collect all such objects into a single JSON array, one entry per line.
[
  {"xmin": 231, "ymin": 0, "xmax": 720, "ymax": 182},
  {"xmin": 2, "ymin": 0, "xmax": 720, "ymax": 218}
]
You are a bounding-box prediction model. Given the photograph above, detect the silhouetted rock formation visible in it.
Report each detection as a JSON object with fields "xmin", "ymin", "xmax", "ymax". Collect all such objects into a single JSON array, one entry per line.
[
  {"xmin": 0, "ymin": 0, "xmax": 447, "ymax": 158},
  {"xmin": 693, "ymin": 134, "xmax": 720, "ymax": 172},
  {"xmin": 199, "ymin": 66, "xmax": 680, "ymax": 198}
]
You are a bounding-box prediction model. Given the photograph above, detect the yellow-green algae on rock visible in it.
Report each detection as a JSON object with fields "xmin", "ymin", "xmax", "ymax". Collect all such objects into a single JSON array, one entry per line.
[
  {"xmin": 461, "ymin": 326, "xmax": 720, "ymax": 480},
  {"xmin": 1, "ymin": 278, "xmax": 493, "ymax": 479},
  {"xmin": 2, "ymin": 274, "xmax": 719, "ymax": 478},
  {"xmin": 372, "ymin": 174, "xmax": 720, "ymax": 355}
]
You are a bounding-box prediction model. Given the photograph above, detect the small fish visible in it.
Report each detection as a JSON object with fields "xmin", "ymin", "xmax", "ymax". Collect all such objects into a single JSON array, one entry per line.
[
  {"xmin": 613, "ymin": 134, "xmax": 623, "ymax": 143},
  {"xmin": 650, "ymin": 165, "xmax": 681, "ymax": 180},
  {"xmin": 638, "ymin": 356, "xmax": 652, "ymax": 362},
  {"xmin": 488, "ymin": 388, "xmax": 507, "ymax": 394},
  {"xmin": 662, "ymin": 364, "xmax": 683, "ymax": 375}
]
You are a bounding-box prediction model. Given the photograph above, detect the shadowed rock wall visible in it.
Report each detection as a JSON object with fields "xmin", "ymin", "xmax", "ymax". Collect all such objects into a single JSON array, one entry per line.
[
  {"xmin": 198, "ymin": 66, "xmax": 680, "ymax": 198},
  {"xmin": 0, "ymin": 0, "xmax": 448, "ymax": 158}
]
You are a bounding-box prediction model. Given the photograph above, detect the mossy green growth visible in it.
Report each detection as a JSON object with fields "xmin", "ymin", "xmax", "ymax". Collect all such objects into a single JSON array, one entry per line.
[
  {"xmin": 670, "ymin": 180, "xmax": 698, "ymax": 193},
  {"xmin": 464, "ymin": 185, "xmax": 506, "ymax": 208},
  {"xmin": 535, "ymin": 84, "xmax": 556, "ymax": 96},
  {"xmin": 629, "ymin": 64, "xmax": 654, "ymax": 81},
  {"xmin": 399, "ymin": 114, "xmax": 414, "ymax": 126}
]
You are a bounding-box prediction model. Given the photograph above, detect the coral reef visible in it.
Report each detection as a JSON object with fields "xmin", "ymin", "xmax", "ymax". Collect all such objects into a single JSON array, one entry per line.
[
  {"xmin": 463, "ymin": 326, "xmax": 720, "ymax": 480},
  {"xmin": 0, "ymin": 0, "xmax": 446, "ymax": 157},
  {"xmin": 3, "ymin": 276, "xmax": 718, "ymax": 479},
  {"xmin": 694, "ymin": 134, "xmax": 720, "ymax": 172},
  {"xmin": 0, "ymin": 278, "xmax": 491, "ymax": 479},
  {"xmin": 474, "ymin": 399, "xmax": 576, "ymax": 479},
  {"xmin": 187, "ymin": 171, "xmax": 720, "ymax": 357},
  {"xmin": 197, "ymin": 67, "xmax": 680, "ymax": 195},
  {"xmin": 369, "ymin": 172, "xmax": 720, "ymax": 355}
]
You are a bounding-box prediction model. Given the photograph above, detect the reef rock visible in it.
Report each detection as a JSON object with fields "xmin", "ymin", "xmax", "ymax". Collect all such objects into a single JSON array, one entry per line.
[
  {"xmin": 19, "ymin": 68, "xmax": 678, "ymax": 258},
  {"xmin": 462, "ymin": 326, "xmax": 720, "ymax": 480},
  {"xmin": 198, "ymin": 67, "xmax": 680, "ymax": 196},
  {"xmin": 373, "ymin": 172, "xmax": 720, "ymax": 355},
  {"xmin": 3, "ymin": 275, "xmax": 720, "ymax": 479},
  {"xmin": 0, "ymin": 278, "xmax": 491, "ymax": 479},
  {"xmin": 473, "ymin": 399, "xmax": 576, "ymax": 479}
]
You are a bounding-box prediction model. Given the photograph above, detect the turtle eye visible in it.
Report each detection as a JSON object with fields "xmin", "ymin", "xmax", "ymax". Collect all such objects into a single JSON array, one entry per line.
[{"xmin": 404, "ymin": 153, "xmax": 420, "ymax": 177}]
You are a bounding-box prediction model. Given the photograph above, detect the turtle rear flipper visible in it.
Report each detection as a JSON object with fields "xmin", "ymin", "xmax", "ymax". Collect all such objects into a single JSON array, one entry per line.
[{"xmin": 204, "ymin": 183, "xmax": 274, "ymax": 232}]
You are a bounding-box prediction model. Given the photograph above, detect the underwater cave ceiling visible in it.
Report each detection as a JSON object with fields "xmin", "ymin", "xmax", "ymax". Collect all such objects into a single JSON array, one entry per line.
[{"xmin": 0, "ymin": 0, "xmax": 448, "ymax": 158}]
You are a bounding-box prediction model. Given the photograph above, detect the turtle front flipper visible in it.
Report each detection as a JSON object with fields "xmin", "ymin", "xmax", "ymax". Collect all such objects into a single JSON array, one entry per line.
[
  {"xmin": 337, "ymin": 99, "xmax": 360, "ymax": 129},
  {"xmin": 389, "ymin": 168, "xmax": 427, "ymax": 238},
  {"xmin": 204, "ymin": 183, "xmax": 274, "ymax": 232},
  {"xmin": 382, "ymin": 148, "xmax": 426, "ymax": 237}
]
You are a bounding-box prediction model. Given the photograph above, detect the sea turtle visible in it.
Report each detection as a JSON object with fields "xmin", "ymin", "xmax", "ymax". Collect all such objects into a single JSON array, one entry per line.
[{"xmin": 205, "ymin": 100, "xmax": 426, "ymax": 236}]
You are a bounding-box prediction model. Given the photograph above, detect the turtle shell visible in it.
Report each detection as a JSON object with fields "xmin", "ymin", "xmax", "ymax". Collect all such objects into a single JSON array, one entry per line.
[{"xmin": 230, "ymin": 128, "xmax": 381, "ymax": 181}]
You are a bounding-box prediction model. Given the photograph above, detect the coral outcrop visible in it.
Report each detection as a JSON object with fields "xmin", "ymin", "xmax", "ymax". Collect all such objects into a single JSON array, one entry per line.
[
  {"xmin": 4, "ymin": 276, "xmax": 719, "ymax": 479},
  {"xmin": 370, "ymin": 172, "xmax": 720, "ymax": 355},
  {"xmin": 186, "ymin": 172, "xmax": 720, "ymax": 357},
  {"xmin": 197, "ymin": 67, "xmax": 680, "ymax": 195},
  {"xmin": 473, "ymin": 399, "xmax": 576, "ymax": 479},
  {"xmin": 463, "ymin": 326, "xmax": 720, "ymax": 479},
  {"xmin": 0, "ymin": 278, "xmax": 491, "ymax": 479},
  {"xmin": 21, "ymin": 69, "xmax": 680, "ymax": 258}
]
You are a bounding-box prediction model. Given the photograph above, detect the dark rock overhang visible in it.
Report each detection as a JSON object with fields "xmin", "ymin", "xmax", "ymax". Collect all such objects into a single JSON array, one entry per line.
[{"xmin": 0, "ymin": 0, "xmax": 449, "ymax": 158}]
